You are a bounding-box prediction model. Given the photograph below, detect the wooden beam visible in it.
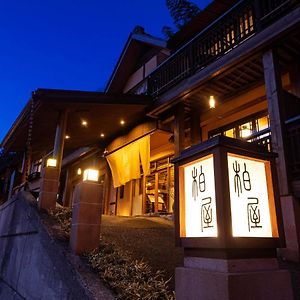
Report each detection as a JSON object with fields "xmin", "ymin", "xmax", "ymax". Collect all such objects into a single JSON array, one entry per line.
[{"xmin": 263, "ymin": 49, "xmax": 290, "ymax": 196}]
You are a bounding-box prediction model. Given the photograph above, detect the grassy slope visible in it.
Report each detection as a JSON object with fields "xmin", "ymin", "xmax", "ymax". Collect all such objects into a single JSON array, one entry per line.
[{"xmin": 101, "ymin": 215, "xmax": 184, "ymax": 290}]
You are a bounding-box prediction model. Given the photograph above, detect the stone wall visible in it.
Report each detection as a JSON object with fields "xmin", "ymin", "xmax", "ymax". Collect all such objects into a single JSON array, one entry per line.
[{"xmin": 0, "ymin": 191, "xmax": 113, "ymax": 300}]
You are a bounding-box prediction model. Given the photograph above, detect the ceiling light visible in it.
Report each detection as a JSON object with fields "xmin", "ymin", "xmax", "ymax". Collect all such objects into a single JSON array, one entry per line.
[
  {"xmin": 100, "ymin": 133, "xmax": 105, "ymax": 138},
  {"xmin": 209, "ymin": 96, "xmax": 216, "ymax": 109},
  {"xmin": 65, "ymin": 135, "xmax": 70, "ymax": 139},
  {"xmin": 81, "ymin": 120, "xmax": 88, "ymax": 127},
  {"xmin": 120, "ymin": 119, "xmax": 125, "ymax": 125}
]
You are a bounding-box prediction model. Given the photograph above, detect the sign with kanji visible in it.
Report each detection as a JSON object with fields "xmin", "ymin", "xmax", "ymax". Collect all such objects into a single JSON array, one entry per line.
[
  {"xmin": 227, "ymin": 153, "xmax": 275, "ymax": 237},
  {"xmin": 182, "ymin": 154, "xmax": 218, "ymax": 237}
]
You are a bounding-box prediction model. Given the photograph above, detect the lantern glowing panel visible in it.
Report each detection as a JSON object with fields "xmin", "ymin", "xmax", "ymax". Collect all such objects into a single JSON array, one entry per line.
[
  {"xmin": 227, "ymin": 153, "xmax": 278, "ymax": 238},
  {"xmin": 83, "ymin": 169, "xmax": 99, "ymax": 182},
  {"xmin": 46, "ymin": 158, "xmax": 57, "ymax": 167},
  {"xmin": 181, "ymin": 154, "xmax": 218, "ymax": 237}
]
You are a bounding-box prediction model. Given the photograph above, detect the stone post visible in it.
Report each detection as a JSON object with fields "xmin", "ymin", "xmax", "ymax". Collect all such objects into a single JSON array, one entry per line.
[{"xmin": 70, "ymin": 181, "xmax": 103, "ymax": 254}]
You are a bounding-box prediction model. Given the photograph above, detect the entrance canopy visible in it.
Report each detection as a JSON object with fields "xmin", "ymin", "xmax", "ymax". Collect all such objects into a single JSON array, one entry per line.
[{"xmin": 1, "ymin": 89, "xmax": 152, "ymax": 160}]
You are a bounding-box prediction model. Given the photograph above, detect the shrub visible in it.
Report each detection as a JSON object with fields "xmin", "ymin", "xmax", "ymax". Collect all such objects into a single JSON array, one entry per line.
[{"xmin": 86, "ymin": 240, "xmax": 175, "ymax": 300}]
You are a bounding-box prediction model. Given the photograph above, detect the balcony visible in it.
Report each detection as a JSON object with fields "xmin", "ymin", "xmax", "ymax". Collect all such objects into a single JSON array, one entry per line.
[{"xmin": 132, "ymin": 0, "xmax": 299, "ymax": 97}]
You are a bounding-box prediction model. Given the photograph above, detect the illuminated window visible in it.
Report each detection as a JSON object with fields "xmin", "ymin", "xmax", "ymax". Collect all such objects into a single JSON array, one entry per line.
[
  {"xmin": 224, "ymin": 128, "xmax": 235, "ymax": 138},
  {"xmin": 257, "ymin": 116, "xmax": 269, "ymax": 131},
  {"xmin": 239, "ymin": 122, "xmax": 253, "ymax": 138},
  {"xmin": 209, "ymin": 113, "xmax": 271, "ymax": 149}
]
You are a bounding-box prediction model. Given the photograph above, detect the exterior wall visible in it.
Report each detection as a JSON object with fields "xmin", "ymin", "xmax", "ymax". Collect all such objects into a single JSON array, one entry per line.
[
  {"xmin": 145, "ymin": 56, "xmax": 157, "ymax": 77},
  {"xmin": 123, "ymin": 50, "xmax": 170, "ymax": 93},
  {"xmin": 123, "ymin": 66, "xmax": 144, "ymax": 93}
]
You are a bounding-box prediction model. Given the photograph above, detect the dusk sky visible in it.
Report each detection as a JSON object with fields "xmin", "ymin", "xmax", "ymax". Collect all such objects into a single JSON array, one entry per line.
[{"xmin": 0, "ymin": 0, "xmax": 211, "ymax": 143}]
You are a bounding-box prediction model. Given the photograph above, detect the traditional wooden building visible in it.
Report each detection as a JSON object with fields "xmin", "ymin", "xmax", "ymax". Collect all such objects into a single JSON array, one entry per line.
[{"xmin": 1, "ymin": 0, "xmax": 300, "ymax": 260}]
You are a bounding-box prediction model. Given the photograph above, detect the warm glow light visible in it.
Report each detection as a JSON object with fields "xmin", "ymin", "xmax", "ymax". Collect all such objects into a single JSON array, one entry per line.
[
  {"xmin": 83, "ymin": 169, "xmax": 99, "ymax": 182},
  {"xmin": 81, "ymin": 120, "xmax": 88, "ymax": 127},
  {"xmin": 46, "ymin": 158, "xmax": 57, "ymax": 167},
  {"xmin": 209, "ymin": 96, "xmax": 216, "ymax": 108},
  {"xmin": 77, "ymin": 168, "xmax": 82, "ymax": 175},
  {"xmin": 65, "ymin": 135, "xmax": 70, "ymax": 139},
  {"xmin": 120, "ymin": 119, "xmax": 125, "ymax": 125},
  {"xmin": 227, "ymin": 153, "xmax": 277, "ymax": 237},
  {"xmin": 100, "ymin": 133, "xmax": 105, "ymax": 138},
  {"xmin": 240, "ymin": 124, "xmax": 252, "ymax": 138},
  {"xmin": 182, "ymin": 154, "xmax": 218, "ymax": 237}
]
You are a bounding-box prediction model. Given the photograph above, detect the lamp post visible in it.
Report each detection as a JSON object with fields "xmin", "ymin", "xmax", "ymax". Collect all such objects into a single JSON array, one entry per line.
[{"xmin": 173, "ymin": 136, "xmax": 293, "ymax": 300}]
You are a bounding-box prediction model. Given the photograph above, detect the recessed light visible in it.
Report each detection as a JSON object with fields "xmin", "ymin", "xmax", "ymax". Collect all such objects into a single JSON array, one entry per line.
[
  {"xmin": 65, "ymin": 135, "xmax": 70, "ymax": 139},
  {"xmin": 120, "ymin": 119, "xmax": 125, "ymax": 125}
]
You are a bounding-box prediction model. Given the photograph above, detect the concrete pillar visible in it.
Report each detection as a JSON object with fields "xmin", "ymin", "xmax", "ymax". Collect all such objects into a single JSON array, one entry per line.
[
  {"xmin": 70, "ymin": 181, "xmax": 103, "ymax": 254},
  {"xmin": 176, "ymin": 257, "xmax": 293, "ymax": 300}
]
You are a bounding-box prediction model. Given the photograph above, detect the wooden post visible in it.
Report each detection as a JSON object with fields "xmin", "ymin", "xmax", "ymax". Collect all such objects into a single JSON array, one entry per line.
[
  {"xmin": 53, "ymin": 109, "xmax": 68, "ymax": 171},
  {"xmin": 142, "ymin": 176, "xmax": 147, "ymax": 214},
  {"xmin": 174, "ymin": 102, "xmax": 185, "ymax": 157},
  {"xmin": 289, "ymin": 59, "xmax": 300, "ymax": 98},
  {"xmin": 190, "ymin": 109, "xmax": 201, "ymax": 146},
  {"xmin": 154, "ymin": 172, "xmax": 159, "ymax": 213},
  {"xmin": 39, "ymin": 109, "xmax": 68, "ymax": 210},
  {"xmin": 263, "ymin": 49, "xmax": 290, "ymax": 196}
]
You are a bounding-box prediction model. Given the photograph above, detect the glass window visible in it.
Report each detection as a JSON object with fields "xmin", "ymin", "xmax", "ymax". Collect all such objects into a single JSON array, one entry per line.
[{"xmin": 257, "ymin": 116, "xmax": 269, "ymax": 131}]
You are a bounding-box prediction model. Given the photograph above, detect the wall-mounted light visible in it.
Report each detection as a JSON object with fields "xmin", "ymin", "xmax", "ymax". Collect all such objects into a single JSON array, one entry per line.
[
  {"xmin": 81, "ymin": 120, "xmax": 88, "ymax": 127},
  {"xmin": 100, "ymin": 133, "xmax": 105, "ymax": 138},
  {"xmin": 46, "ymin": 158, "xmax": 57, "ymax": 167},
  {"xmin": 120, "ymin": 119, "xmax": 125, "ymax": 125},
  {"xmin": 65, "ymin": 135, "xmax": 70, "ymax": 139},
  {"xmin": 209, "ymin": 95, "xmax": 216, "ymax": 109},
  {"xmin": 77, "ymin": 168, "xmax": 82, "ymax": 175},
  {"xmin": 83, "ymin": 169, "xmax": 99, "ymax": 182}
]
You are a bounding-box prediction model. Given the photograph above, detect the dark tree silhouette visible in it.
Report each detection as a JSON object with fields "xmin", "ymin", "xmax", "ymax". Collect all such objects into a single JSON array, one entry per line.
[
  {"xmin": 162, "ymin": 25, "xmax": 175, "ymax": 39},
  {"xmin": 166, "ymin": 0, "xmax": 201, "ymax": 29}
]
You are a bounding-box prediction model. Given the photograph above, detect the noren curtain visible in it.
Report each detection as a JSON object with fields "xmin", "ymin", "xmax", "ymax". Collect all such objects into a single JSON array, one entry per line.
[{"xmin": 106, "ymin": 135, "xmax": 150, "ymax": 188}]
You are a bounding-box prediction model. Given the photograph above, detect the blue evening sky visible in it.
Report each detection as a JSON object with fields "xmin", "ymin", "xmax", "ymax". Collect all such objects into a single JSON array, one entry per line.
[{"xmin": 0, "ymin": 0, "xmax": 211, "ymax": 142}]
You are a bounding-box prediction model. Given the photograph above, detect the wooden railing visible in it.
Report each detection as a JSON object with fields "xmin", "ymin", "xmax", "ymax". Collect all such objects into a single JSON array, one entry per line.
[
  {"xmin": 247, "ymin": 128, "xmax": 272, "ymax": 151},
  {"xmin": 286, "ymin": 116, "xmax": 300, "ymax": 180},
  {"xmin": 131, "ymin": 0, "xmax": 299, "ymax": 97}
]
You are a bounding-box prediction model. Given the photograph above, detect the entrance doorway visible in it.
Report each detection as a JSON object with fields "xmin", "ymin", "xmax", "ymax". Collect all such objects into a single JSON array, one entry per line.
[{"xmin": 145, "ymin": 156, "xmax": 174, "ymax": 214}]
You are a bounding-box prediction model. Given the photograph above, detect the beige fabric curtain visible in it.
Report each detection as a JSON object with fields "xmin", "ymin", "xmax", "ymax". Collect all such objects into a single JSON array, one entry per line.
[{"xmin": 106, "ymin": 135, "xmax": 150, "ymax": 188}]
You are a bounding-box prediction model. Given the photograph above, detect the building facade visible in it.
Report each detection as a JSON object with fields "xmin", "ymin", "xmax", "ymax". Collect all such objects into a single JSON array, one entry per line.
[{"xmin": 1, "ymin": 0, "xmax": 300, "ymax": 260}]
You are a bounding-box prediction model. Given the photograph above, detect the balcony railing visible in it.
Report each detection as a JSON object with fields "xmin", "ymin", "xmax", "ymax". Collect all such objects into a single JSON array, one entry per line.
[
  {"xmin": 133, "ymin": 0, "xmax": 299, "ymax": 97},
  {"xmin": 286, "ymin": 116, "xmax": 300, "ymax": 180}
]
